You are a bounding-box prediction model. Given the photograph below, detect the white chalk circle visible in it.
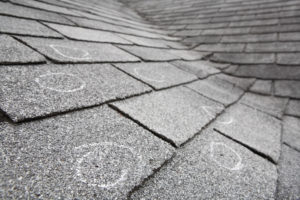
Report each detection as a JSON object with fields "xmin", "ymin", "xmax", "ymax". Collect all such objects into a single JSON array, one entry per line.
[
  {"xmin": 210, "ymin": 142, "xmax": 243, "ymax": 171},
  {"xmin": 49, "ymin": 44, "xmax": 90, "ymax": 60},
  {"xmin": 35, "ymin": 72, "xmax": 86, "ymax": 93},
  {"xmin": 202, "ymin": 106, "xmax": 234, "ymax": 125},
  {"xmin": 74, "ymin": 142, "xmax": 143, "ymax": 188},
  {"xmin": 134, "ymin": 68, "xmax": 166, "ymax": 83}
]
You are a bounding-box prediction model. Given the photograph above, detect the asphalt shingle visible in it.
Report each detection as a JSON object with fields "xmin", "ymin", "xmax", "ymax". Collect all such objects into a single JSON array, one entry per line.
[
  {"xmin": 285, "ymin": 100, "xmax": 300, "ymax": 117},
  {"xmin": 117, "ymin": 45, "xmax": 181, "ymax": 61},
  {"xmin": 44, "ymin": 23, "xmax": 132, "ymax": 44},
  {"xmin": 277, "ymin": 145, "xmax": 300, "ymax": 200},
  {"xmin": 18, "ymin": 37, "xmax": 139, "ymax": 63},
  {"xmin": 171, "ymin": 60, "xmax": 221, "ymax": 78},
  {"xmin": 275, "ymin": 80, "xmax": 300, "ymax": 98},
  {"xmin": 131, "ymin": 129, "xmax": 277, "ymax": 199},
  {"xmin": 0, "ymin": 35, "xmax": 45, "ymax": 64},
  {"xmin": 115, "ymin": 62, "xmax": 197, "ymax": 89},
  {"xmin": 0, "ymin": 15, "xmax": 62, "ymax": 38},
  {"xmin": 214, "ymin": 103, "xmax": 282, "ymax": 163},
  {"xmin": 0, "ymin": 2, "xmax": 74, "ymax": 25},
  {"xmin": 211, "ymin": 53, "xmax": 275, "ymax": 64},
  {"xmin": 0, "ymin": 64, "xmax": 151, "ymax": 122},
  {"xmin": 187, "ymin": 76, "xmax": 244, "ymax": 106},
  {"xmin": 283, "ymin": 116, "xmax": 300, "ymax": 151},
  {"xmin": 0, "ymin": 106, "xmax": 174, "ymax": 199},
  {"xmin": 112, "ymin": 87, "xmax": 224, "ymax": 147},
  {"xmin": 250, "ymin": 80, "xmax": 272, "ymax": 95},
  {"xmin": 240, "ymin": 92, "xmax": 288, "ymax": 118}
]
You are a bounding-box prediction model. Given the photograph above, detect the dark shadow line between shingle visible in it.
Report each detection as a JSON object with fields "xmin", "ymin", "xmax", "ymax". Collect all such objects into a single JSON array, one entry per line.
[
  {"xmin": 108, "ymin": 103, "xmax": 177, "ymax": 148},
  {"xmin": 284, "ymin": 113, "xmax": 300, "ymax": 119},
  {"xmin": 239, "ymin": 101, "xmax": 285, "ymax": 120},
  {"xmin": 0, "ymin": 13, "xmax": 74, "ymax": 26},
  {"xmin": 111, "ymin": 63, "xmax": 156, "ymax": 90},
  {"xmin": 126, "ymin": 153, "xmax": 177, "ymax": 200},
  {"xmin": 3, "ymin": 90, "xmax": 152, "ymax": 124},
  {"xmin": 282, "ymin": 142, "xmax": 300, "ymax": 153},
  {"xmin": 0, "ymin": 60, "xmax": 46, "ymax": 66},
  {"xmin": 178, "ymin": 84, "xmax": 249, "ymax": 148},
  {"xmin": 0, "ymin": 31, "xmax": 63, "ymax": 39},
  {"xmin": 214, "ymin": 129, "xmax": 277, "ymax": 165},
  {"xmin": 9, "ymin": 0, "xmax": 82, "ymax": 18}
]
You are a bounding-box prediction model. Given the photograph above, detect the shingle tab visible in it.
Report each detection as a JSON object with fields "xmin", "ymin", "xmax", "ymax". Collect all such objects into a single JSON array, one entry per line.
[
  {"xmin": 0, "ymin": 15, "xmax": 62, "ymax": 37},
  {"xmin": 275, "ymin": 80, "xmax": 300, "ymax": 98},
  {"xmin": 0, "ymin": 35, "xmax": 45, "ymax": 64},
  {"xmin": 0, "ymin": 106, "xmax": 174, "ymax": 199},
  {"xmin": 214, "ymin": 103, "xmax": 281, "ymax": 163},
  {"xmin": 277, "ymin": 145, "xmax": 300, "ymax": 199},
  {"xmin": 115, "ymin": 62, "xmax": 197, "ymax": 89},
  {"xmin": 11, "ymin": 0, "xmax": 80, "ymax": 16},
  {"xmin": 0, "ymin": 64, "xmax": 151, "ymax": 122},
  {"xmin": 283, "ymin": 116, "xmax": 300, "ymax": 151},
  {"xmin": 171, "ymin": 60, "xmax": 221, "ymax": 78},
  {"xmin": 0, "ymin": 2, "xmax": 74, "ymax": 25},
  {"xmin": 285, "ymin": 100, "xmax": 300, "ymax": 117},
  {"xmin": 131, "ymin": 129, "xmax": 277, "ymax": 199},
  {"xmin": 118, "ymin": 45, "xmax": 181, "ymax": 61},
  {"xmin": 112, "ymin": 87, "xmax": 224, "ymax": 146},
  {"xmin": 187, "ymin": 76, "xmax": 244, "ymax": 106},
  {"xmin": 211, "ymin": 53, "xmax": 275, "ymax": 64},
  {"xmin": 19, "ymin": 37, "xmax": 139, "ymax": 63},
  {"xmin": 250, "ymin": 80, "xmax": 272, "ymax": 95},
  {"xmin": 44, "ymin": 23, "xmax": 132, "ymax": 44},
  {"xmin": 240, "ymin": 92, "xmax": 288, "ymax": 118}
]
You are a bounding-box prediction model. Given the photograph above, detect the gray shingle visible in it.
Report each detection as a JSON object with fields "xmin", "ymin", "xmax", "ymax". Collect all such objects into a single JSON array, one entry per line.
[
  {"xmin": 0, "ymin": 64, "xmax": 151, "ymax": 122},
  {"xmin": 131, "ymin": 129, "xmax": 277, "ymax": 199},
  {"xmin": 279, "ymin": 32, "xmax": 300, "ymax": 41},
  {"xmin": 277, "ymin": 145, "xmax": 300, "ymax": 200},
  {"xmin": 18, "ymin": 37, "xmax": 139, "ymax": 63},
  {"xmin": 171, "ymin": 60, "xmax": 221, "ymax": 78},
  {"xmin": 187, "ymin": 76, "xmax": 244, "ymax": 106},
  {"xmin": 0, "ymin": 106, "xmax": 174, "ymax": 199},
  {"xmin": 277, "ymin": 53, "xmax": 300, "ymax": 65},
  {"xmin": 117, "ymin": 34, "xmax": 168, "ymax": 48},
  {"xmin": 111, "ymin": 87, "xmax": 224, "ymax": 147},
  {"xmin": 240, "ymin": 92, "xmax": 288, "ymax": 118},
  {"xmin": 117, "ymin": 45, "xmax": 181, "ymax": 61},
  {"xmin": 250, "ymin": 80, "xmax": 272, "ymax": 95},
  {"xmin": 44, "ymin": 23, "xmax": 132, "ymax": 44},
  {"xmin": 115, "ymin": 62, "xmax": 196, "ymax": 89},
  {"xmin": 221, "ymin": 33, "xmax": 277, "ymax": 43},
  {"xmin": 214, "ymin": 103, "xmax": 282, "ymax": 163},
  {"xmin": 0, "ymin": 35, "xmax": 45, "ymax": 64},
  {"xmin": 214, "ymin": 73, "xmax": 255, "ymax": 90},
  {"xmin": 211, "ymin": 53, "xmax": 275, "ymax": 64},
  {"xmin": 232, "ymin": 65, "xmax": 300, "ymax": 80},
  {"xmin": 0, "ymin": 2, "xmax": 74, "ymax": 25},
  {"xmin": 285, "ymin": 100, "xmax": 300, "ymax": 117},
  {"xmin": 275, "ymin": 80, "xmax": 300, "ymax": 98},
  {"xmin": 195, "ymin": 43, "xmax": 245, "ymax": 52},
  {"xmin": 246, "ymin": 42, "xmax": 300, "ymax": 52},
  {"xmin": 11, "ymin": 0, "xmax": 80, "ymax": 16},
  {"xmin": 283, "ymin": 116, "xmax": 300, "ymax": 151},
  {"xmin": 0, "ymin": 15, "xmax": 62, "ymax": 37}
]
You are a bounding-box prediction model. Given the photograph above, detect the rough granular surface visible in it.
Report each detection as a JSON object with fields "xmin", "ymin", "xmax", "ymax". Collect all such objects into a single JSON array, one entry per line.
[{"xmin": 0, "ymin": 0, "xmax": 299, "ymax": 199}]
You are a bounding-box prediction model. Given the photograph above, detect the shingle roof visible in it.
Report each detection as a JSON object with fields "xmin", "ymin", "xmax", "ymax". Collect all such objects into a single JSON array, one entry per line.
[{"xmin": 0, "ymin": 0, "xmax": 299, "ymax": 199}]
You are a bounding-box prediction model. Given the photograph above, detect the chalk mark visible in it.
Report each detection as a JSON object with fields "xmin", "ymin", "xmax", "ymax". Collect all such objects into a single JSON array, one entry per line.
[
  {"xmin": 35, "ymin": 72, "xmax": 86, "ymax": 93},
  {"xmin": 210, "ymin": 142, "xmax": 243, "ymax": 171},
  {"xmin": 49, "ymin": 44, "xmax": 90, "ymax": 60}
]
